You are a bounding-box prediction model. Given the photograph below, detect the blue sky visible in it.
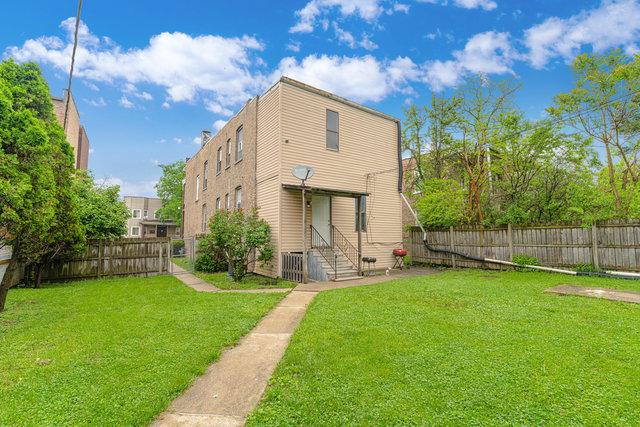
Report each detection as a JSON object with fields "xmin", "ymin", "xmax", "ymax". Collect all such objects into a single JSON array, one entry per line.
[{"xmin": 3, "ymin": 0, "xmax": 640, "ymax": 196}]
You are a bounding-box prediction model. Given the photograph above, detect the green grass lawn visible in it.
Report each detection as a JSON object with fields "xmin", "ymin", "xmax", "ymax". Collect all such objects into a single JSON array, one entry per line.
[
  {"xmin": 171, "ymin": 258, "xmax": 296, "ymax": 290},
  {"xmin": 249, "ymin": 270, "xmax": 640, "ymax": 425},
  {"xmin": 0, "ymin": 275, "xmax": 284, "ymax": 426}
]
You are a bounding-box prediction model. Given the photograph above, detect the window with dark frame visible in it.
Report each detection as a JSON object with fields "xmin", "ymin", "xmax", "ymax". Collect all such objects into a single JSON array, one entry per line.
[
  {"xmin": 226, "ymin": 139, "xmax": 231, "ymax": 167},
  {"xmin": 235, "ymin": 126, "xmax": 243, "ymax": 162},
  {"xmin": 326, "ymin": 109, "xmax": 339, "ymax": 150},
  {"xmin": 235, "ymin": 186, "xmax": 242, "ymax": 210},
  {"xmin": 216, "ymin": 147, "xmax": 222, "ymax": 173},
  {"xmin": 201, "ymin": 203, "xmax": 208, "ymax": 232},
  {"xmin": 355, "ymin": 196, "xmax": 367, "ymax": 231},
  {"xmin": 203, "ymin": 160, "xmax": 209, "ymax": 190}
]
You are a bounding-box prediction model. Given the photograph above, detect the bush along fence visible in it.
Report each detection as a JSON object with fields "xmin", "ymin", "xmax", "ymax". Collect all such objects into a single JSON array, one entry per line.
[
  {"xmin": 407, "ymin": 220, "xmax": 640, "ymax": 272},
  {"xmin": 41, "ymin": 238, "xmax": 171, "ymax": 282}
]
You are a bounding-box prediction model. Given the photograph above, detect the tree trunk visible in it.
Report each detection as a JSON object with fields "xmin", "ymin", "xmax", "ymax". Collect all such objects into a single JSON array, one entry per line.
[
  {"xmin": 34, "ymin": 264, "xmax": 43, "ymax": 289},
  {"xmin": 604, "ymin": 143, "xmax": 621, "ymax": 210},
  {"xmin": 0, "ymin": 259, "xmax": 19, "ymax": 312}
]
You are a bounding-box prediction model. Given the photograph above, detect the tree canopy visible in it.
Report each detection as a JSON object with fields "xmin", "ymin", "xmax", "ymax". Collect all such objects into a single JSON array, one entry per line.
[{"xmin": 155, "ymin": 160, "xmax": 185, "ymax": 225}]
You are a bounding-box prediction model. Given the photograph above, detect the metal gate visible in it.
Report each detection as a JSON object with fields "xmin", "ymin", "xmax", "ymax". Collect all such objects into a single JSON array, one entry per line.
[{"xmin": 169, "ymin": 237, "xmax": 197, "ymax": 274}]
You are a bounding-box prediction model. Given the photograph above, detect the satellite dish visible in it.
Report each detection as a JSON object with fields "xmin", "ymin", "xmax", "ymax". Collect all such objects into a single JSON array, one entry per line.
[{"xmin": 292, "ymin": 165, "xmax": 315, "ymax": 182}]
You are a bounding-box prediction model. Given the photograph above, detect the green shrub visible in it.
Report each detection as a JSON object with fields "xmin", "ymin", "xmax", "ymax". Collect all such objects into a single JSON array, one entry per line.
[
  {"xmin": 171, "ymin": 240, "xmax": 185, "ymax": 255},
  {"xmin": 194, "ymin": 235, "xmax": 226, "ymax": 273},
  {"xmin": 575, "ymin": 263, "xmax": 601, "ymax": 273},
  {"xmin": 512, "ymin": 254, "xmax": 539, "ymax": 272},
  {"xmin": 403, "ymin": 254, "xmax": 412, "ymax": 266}
]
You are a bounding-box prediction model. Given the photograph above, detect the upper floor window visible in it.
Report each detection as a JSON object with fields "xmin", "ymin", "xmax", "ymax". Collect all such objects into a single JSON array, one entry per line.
[
  {"xmin": 326, "ymin": 110, "xmax": 339, "ymax": 150},
  {"xmin": 195, "ymin": 175, "xmax": 200, "ymax": 201},
  {"xmin": 154, "ymin": 210, "xmax": 160, "ymax": 219},
  {"xmin": 132, "ymin": 209, "xmax": 141, "ymax": 219},
  {"xmin": 201, "ymin": 203, "xmax": 208, "ymax": 232},
  {"xmin": 235, "ymin": 186, "xmax": 242, "ymax": 210},
  {"xmin": 143, "ymin": 209, "xmax": 148, "ymax": 218},
  {"xmin": 236, "ymin": 126, "xmax": 243, "ymax": 162},
  {"xmin": 226, "ymin": 139, "xmax": 231, "ymax": 167},
  {"xmin": 355, "ymin": 196, "xmax": 367, "ymax": 231},
  {"xmin": 215, "ymin": 197, "xmax": 221, "ymax": 211},
  {"xmin": 203, "ymin": 160, "xmax": 209, "ymax": 190},
  {"xmin": 225, "ymin": 193, "xmax": 230, "ymax": 210},
  {"xmin": 216, "ymin": 147, "xmax": 222, "ymax": 174}
]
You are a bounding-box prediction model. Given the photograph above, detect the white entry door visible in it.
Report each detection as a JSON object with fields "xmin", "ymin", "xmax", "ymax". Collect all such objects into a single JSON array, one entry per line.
[{"xmin": 312, "ymin": 195, "xmax": 331, "ymax": 244}]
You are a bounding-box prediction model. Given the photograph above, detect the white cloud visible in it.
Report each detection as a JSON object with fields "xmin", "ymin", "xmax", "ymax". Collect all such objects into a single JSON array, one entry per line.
[
  {"xmin": 119, "ymin": 95, "xmax": 134, "ymax": 108},
  {"xmin": 6, "ymin": 18, "xmax": 267, "ymax": 111},
  {"xmin": 213, "ymin": 119, "xmax": 227, "ymax": 131},
  {"xmin": 422, "ymin": 31, "xmax": 517, "ymax": 90},
  {"xmin": 83, "ymin": 81, "xmax": 100, "ymax": 91},
  {"xmin": 192, "ymin": 136, "xmax": 202, "ymax": 146},
  {"xmin": 205, "ymin": 100, "xmax": 234, "ymax": 116},
  {"xmin": 290, "ymin": 0, "xmax": 384, "ymax": 33},
  {"xmin": 161, "ymin": 101, "xmax": 170, "ymax": 109},
  {"xmin": 84, "ymin": 97, "xmax": 107, "ymax": 107},
  {"xmin": 274, "ymin": 54, "xmax": 417, "ymax": 102},
  {"xmin": 332, "ymin": 22, "xmax": 378, "ymax": 50},
  {"xmin": 173, "ymin": 137, "xmax": 183, "ymax": 144},
  {"xmin": 286, "ymin": 40, "xmax": 302, "ymax": 52},
  {"xmin": 452, "ymin": 0, "xmax": 497, "ymax": 11},
  {"xmin": 100, "ymin": 177, "xmax": 158, "ymax": 197},
  {"xmin": 392, "ymin": 2, "xmax": 410, "ymax": 13},
  {"xmin": 524, "ymin": 0, "xmax": 640, "ymax": 69},
  {"xmin": 360, "ymin": 33, "xmax": 379, "ymax": 50}
]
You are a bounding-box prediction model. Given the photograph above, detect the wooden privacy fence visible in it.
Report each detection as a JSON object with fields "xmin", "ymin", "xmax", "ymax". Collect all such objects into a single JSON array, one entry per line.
[
  {"xmin": 42, "ymin": 238, "xmax": 171, "ymax": 282},
  {"xmin": 0, "ymin": 245, "xmax": 11, "ymax": 285},
  {"xmin": 407, "ymin": 220, "xmax": 640, "ymax": 272}
]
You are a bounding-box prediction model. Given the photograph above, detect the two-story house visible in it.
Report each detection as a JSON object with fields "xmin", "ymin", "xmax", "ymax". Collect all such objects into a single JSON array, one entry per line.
[
  {"xmin": 183, "ymin": 77, "xmax": 403, "ymax": 282},
  {"xmin": 124, "ymin": 196, "xmax": 180, "ymax": 238}
]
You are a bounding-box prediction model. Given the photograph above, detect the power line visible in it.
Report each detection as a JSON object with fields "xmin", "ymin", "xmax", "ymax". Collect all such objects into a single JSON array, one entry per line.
[{"xmin": 63, "ymin": 0, "xmax": 83, "ymax": 132}]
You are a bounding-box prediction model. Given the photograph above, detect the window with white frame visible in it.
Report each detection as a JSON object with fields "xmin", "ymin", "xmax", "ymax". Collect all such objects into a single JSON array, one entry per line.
[
  {"xmin": 216, "ymin": 147, "xmax": 222, "ymax": 173},
  {"xmin": 226, "ymin": 139, "xmax": 231, "ymax": 167},
  {"xmin": 154, "ymin": 210, "xmax": 160, "ymax": 219},
  {"xmin": 143, "ymin": 209, "xmax": 148, "ymax": 218},
  {"xmin": 235, "ymin": 126, "xmax": 243, "ymax": 162},
  {"xmin": 225, "ymin": 193, "xmax": 230, "ymax": 210},
  {"xmin": 132, "ymin": 209, "xmax": 141, "ymax": 219},
  {"xmin": 235, "ymin": 186, "xmax": 242, "ymax": 210},
  {"xmin": 326, "ymin": 109, "xmax": 339, "ymax": 150},
  {"xmin": 355, "ymin": 196, "xmax": 367, "ymax": 231},
  {"xmin": 215, "ymin": 197, "xmax": 221, "ymax": 211},
  {"xmin": 195, "ymin": 175, "xmax": 200, "ymax": 201},
  {"xmin": 131, "ymin": 226, "xmax": 140, "ymax": 236}
]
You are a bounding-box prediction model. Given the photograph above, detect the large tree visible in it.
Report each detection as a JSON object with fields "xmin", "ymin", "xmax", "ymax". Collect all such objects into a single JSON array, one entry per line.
[
  {"xmin": 75, "ymin": 171, "xmax": 129, "ymax": 239},
  {"xmin": 155, "ymin": 160, "xmax": 185, "ymax": 225}
]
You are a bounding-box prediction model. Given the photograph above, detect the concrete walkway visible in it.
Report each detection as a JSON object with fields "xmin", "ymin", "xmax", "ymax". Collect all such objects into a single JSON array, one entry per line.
[
  {"xmin": 170, "ymin": 263, "xmax": 290, "ymax": 294},
  {"xmin": 155, "ymin": 265, "xmax": 435, "ymax": 426},
  {"xmin": 153, "ymin": 290, "xmax": 317, "ymax": 426},
  {"xmin": 546, "ymin": 284, "xmax": 640, "ymax": 304}
]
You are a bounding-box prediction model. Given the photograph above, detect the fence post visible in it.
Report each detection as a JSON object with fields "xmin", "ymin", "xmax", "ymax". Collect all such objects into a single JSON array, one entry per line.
[
  {"xmin": 167, "ymin": 241, "xmax": 171, "ymax": 273},
  {"xmin": 508, "ymin": 223, "xmax": 514, "ymax": 261},
  {"xmin": 449, "ymin": 226, "xmax": 456, "ymax": 268},
  {"xmin": 158, "ymin": 242, "xmax": 163, "ymax": 274},
  {"xmin": 591, "ymin": 223, "xmax": 599, "ymax": 269},
  {"xmin": 97, "ymin": 241, "xmax": 103, "ymax": 278}
]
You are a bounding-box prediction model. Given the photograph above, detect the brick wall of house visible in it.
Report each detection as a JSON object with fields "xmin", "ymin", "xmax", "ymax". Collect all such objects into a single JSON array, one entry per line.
[
  {"xmin": 51, "ymin": 91, "xmax": 89, "ymax": 170},
  {"xmin": 183, "ymin": 98, "xmax": 258, "ymax": 238}
]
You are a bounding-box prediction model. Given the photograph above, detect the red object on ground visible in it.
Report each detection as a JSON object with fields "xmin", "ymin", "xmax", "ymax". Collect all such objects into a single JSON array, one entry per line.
[{"xmin": 393, "ymin": 249, "xmax": 408, "ymax": 257}]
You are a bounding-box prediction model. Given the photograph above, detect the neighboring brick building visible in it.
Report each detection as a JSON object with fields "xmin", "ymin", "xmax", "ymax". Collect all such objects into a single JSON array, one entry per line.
[
  {"xmin": 183, "ymin": 98, "xmax": 258, "ymax": 237},
  {"xmin": 51, "ymin": 90, "xmax": 90, "ymax": 170},
  {"xmin": 124, "ymin": 196, "xmax": 180, "ymax": 238}
]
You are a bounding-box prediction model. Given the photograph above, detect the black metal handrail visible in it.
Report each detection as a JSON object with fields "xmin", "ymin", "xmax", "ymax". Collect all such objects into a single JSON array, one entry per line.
[
  {"xmin": 310, "ymin": 225, "xmax": 337, "ymax": 278},
  {"xmin": 331, "ymin": 225, "xmax": 359, "ymax": 270}
]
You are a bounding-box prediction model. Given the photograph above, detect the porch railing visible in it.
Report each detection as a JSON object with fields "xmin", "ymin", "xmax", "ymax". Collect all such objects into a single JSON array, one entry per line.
[
  {"xmin": 331, "ymin": 225, "xmax": 359, "ymax": 271},
  {"xmin": 310, "ymin": 225, "xmax": 337, "ymax": 279}
]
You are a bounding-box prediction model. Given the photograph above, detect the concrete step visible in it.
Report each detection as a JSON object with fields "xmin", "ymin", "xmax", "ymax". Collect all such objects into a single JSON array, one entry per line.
[{"xmin": 332, "ymin": 275, "xmax": 363, "ymax": 282}]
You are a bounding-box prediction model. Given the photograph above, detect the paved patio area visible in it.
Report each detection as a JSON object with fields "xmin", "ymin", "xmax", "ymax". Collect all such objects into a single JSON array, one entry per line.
[{"xmin": 156, "ymin": 265, "xmax": 437, "ymax": 426}]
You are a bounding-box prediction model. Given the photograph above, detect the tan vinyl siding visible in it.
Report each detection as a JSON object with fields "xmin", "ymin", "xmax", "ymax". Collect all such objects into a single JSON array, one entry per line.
[
  {"xmin": 279, "ymin": 81, "xmax": 402, "ymax": 270},
  {"xmin": 255, "ymin": 85, "xmax": 282, "ymax": 276}
]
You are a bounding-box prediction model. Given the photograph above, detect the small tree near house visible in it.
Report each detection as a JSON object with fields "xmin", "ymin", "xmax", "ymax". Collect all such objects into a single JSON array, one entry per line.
[{"xmin": 208, "ymin": 209, "xmax": 273, "ymax": 281}]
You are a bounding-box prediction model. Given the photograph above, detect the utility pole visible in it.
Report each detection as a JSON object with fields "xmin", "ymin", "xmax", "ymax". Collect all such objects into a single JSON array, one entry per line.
[{"xmin": 63, "ymin": 0, "xmax": 83, "ymax": 132}]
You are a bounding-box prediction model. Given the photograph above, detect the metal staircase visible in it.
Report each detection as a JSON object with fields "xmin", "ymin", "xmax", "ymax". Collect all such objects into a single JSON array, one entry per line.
[{"xmin": 309, "ymin": 225, "xmax": 360, "ymax": 281}]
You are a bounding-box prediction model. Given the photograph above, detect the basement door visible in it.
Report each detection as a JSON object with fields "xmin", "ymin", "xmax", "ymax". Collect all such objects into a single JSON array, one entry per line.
[{"xmin": 312, "ymin": 195, "xmax": 331, "ymax": 244}]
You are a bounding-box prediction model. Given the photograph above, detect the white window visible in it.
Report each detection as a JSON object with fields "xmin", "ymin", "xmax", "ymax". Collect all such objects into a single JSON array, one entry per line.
[
  {"xmin": 154, "ymin": 210, "xmax": 160, "ymax": 219},
  {"xmin": 203, "ymin": 161, "xmax": 209, "ymax": 190},
  {"xmin": 235, "ymin": 187, "xmax": 242, "ymax": 210},
  {"xmin": 131, "ymin": 226, "xmax": 140, "ymax": 236},
  {"xmin": 225, "ymin": 193, "xmax": 230, "ymax": 210},
  {"xmin": 132, "ymin": 209, "xmax": 141, "ymax": 219},
  {"xmin": 226, "ymin": 139, "xmax": 231, "ymax": 167},
  {"xmin": 143, "ymin": 209, "xmax": 148, "ymax": 218},
  {"xmin": 195, "ymin": 175, "xmax": 200, "ymax": 201},
  {"xmin": 236, "ymin": 126, "xmax": 243, "ymax": 162},
  {"xmin": 217, "ymin": 147, "xmax": 222, "ymax": 173},
  {"xmin": 216, "ymin": 197, "xmax": 221, "ymax": 211}
]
